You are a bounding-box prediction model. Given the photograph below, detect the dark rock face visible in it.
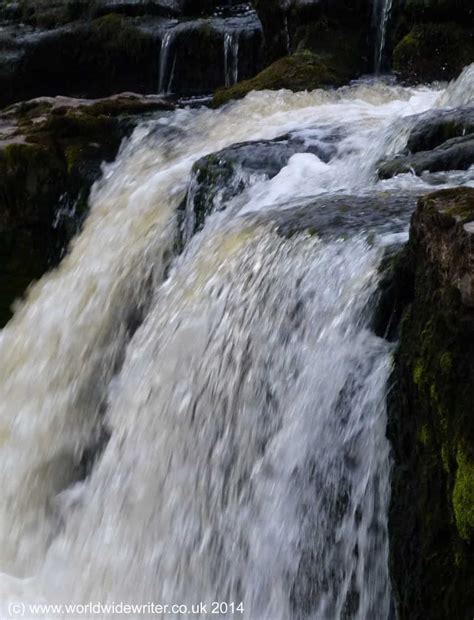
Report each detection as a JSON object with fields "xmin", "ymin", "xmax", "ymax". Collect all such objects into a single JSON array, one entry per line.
[
  {"xmin": 0, "ymin": 15, "xmax": 157, "ymax": 107},
  {"xmin": 0, "ymin": 6, "xmax": 263, "ymax": 107},
  {"xmin": 252, "ymin": 0, "xmax": 371, "ymax": 74},
  {"xmin": 154, "ymin": 13, "xmax": 262, "ymax": 96},
  {"xmin": 378, "ymin": 108, "xmax": 474, "ymax": 179},
  {"xmin": 0, "ymin": 93, "xmax": 173, "ymax": 326},
  {"xmin": 388, "ymin": 187, "xmax": 474, "ymax": 620},
  {"xmin": 392, "ymin": 22, "xmax": 474, "ymax": 83}
]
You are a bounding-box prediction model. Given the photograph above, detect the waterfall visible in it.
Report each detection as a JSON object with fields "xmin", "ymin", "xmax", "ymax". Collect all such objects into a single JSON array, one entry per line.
[
  {"xmin": 373, "ymin": 0, "xmax": 394, "ymax": 73},
  {"xmin": 1, "ymin": 76, "xmax": 471, "ymax": 617},
  {"xmin": 224, "ymin": 31, "xmax": 240, "ymax": 88},
  {"xmin": 158, "ymin": 30, "xmax": 176, "ymax": 95}
]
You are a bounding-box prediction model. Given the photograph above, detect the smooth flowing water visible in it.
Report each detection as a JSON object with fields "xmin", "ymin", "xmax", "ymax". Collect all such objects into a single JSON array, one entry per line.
[{"xmin": 0, "ymin": 69, "xmax": 473, "ymax": 618}]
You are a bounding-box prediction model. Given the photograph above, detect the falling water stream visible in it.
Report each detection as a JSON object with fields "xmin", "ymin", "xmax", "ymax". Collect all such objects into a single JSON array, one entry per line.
[
  {"xmin": 0, "ymin": 67, "xmax": 473, "ymax": 618},
  {"xmin": 373, "ymin": 0, "xmax": 394, "ymax": 72},
  {"xmin": 224, "ymin": 31, "xmax": 240, "ymax": 87}
]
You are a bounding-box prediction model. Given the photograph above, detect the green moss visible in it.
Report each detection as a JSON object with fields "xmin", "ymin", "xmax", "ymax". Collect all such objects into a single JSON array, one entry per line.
[
  {"xmin": 439, "ymin": 352, "xmax": 453, "ymax": 373},
  {"xmin": 389, "ymin": 189, "xmax": 474, "ymax": 619},
  {"xmin": 453, "ymin": 445, "xmax": 474, "ymax": 541},
  {"xmin": 413, "ymin": 359, "xmax": 424, "ymax": 385},
  {"xmin": 418, "ymin": 424, "xmax": 430, "ymax": 446},
  {"xmin": 393, "ymin": 23, "xmax": 474, "ymax": 82},
  {"xmin": 294, "ymin": 18, "xmax": 368, "ymax": 77},
  {"xmin": 83, "ymin": 13, "xmax": 152, "ymax": 77},
  {"xmin": 213, "ymin": 50, "xmax": 344, "ymax": 107}
]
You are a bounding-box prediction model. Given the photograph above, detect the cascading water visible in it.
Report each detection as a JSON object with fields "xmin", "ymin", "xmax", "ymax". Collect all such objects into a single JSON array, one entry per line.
[
  {"xmin": 224, "ymin": 31, "xmax": 240, "ymax": 87},
  {"xmin": 0, "ymin": 70, "xmax": 473, "ymax": 618},
  {"xmin": 373, "ymin": 0, "xmax": 394, "ymax": 73}
]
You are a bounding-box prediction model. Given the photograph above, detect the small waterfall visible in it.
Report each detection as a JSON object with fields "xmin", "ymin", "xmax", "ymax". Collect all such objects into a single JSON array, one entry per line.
[
  {"xmin": 373, "ymin": 0, "xmax": 394, "ymax": 73},
  {"xmin": 158, "ymin": 30, "xmax": 176, "ymax": 95},
  {"xmin": 224, "ymin": 31, "xmax": 240, "ymax": 87}
]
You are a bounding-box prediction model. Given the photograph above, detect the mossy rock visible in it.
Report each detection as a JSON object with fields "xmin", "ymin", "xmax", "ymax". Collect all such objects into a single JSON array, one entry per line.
[
  {"xmin": 81, "ymin": 13, "xmax": 154, "ymax": 81},
  {"xmin": 0, "ymin": 93, "xmax": 172, "ymax": 326},
  {"xmin": 388, "ymin": 187, "xmax": 474, "ymax": 619},
  {"xmin": 294, "ymin": 17, "xmax": 369, "ymax": 78},
  {"xmin": 212, "ymin": 50, "xmax": 344, "ymax": 107},
  {"xmin": 393, "ymin": 22, "xmax": 474, "ymax": 83}
]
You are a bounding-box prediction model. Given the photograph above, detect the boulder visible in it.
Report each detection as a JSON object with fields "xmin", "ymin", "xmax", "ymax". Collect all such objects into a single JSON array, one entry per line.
[
  {"xmin": 378, "ymin": 107, "xmax": 474, "ymax": 179},
  {"xmin": 0, "ymin": 93, "xmax": 173, "ymax": 326},
  {"xmin": 392, "ymin": 22, "xmax": 474, "ymax": 82},
  {"xmin": 212, "ymin": 50, "xmax": 345, "ymax": 106},
  {"xmin": 406, "ymin": 107, "xmax": 474, "ymax": 153},
  {"xmin": 182, "ymin": 129, "xmax": 340, "ymax": 238},
  {"xmin": 378, "ymin": 134, "xmax": 474, "ymax": 179},
  {"xmin": 388, "ymin": 186, "xmax": 474, "ymax": 619}
]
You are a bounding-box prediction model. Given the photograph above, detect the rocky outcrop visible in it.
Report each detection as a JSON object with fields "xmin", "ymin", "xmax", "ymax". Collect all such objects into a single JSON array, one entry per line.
[
  {"xmin": 392, "ymin": 22, "xmax": 474, "ymax": 83},
  {"xmin": 388, "ymin": 187, "xmax": 474, "ymax": 620},
  {"xmin": 212, "ymin": 49, "xmax": 345, "ymax": 106},
  {"xmin": 252, "ymin": 0, "xmax": 370, "ymax": 73},
  {"xmin": 182, "ymin": 129, "xmax": 340, "ymax": 237},
  {"xmin": 0, "ymin": 5, "xmax": 263, "ymax": 107},
  {"xmin": 0, "ymin": 14, "xmax": 157, "ymax": 107},
  {"xmin": 388, "ymin": 0, "xmax": 474, "ymax": 82},
  {"xmin": 0, "ymin": 93, "xmax": 172, "ymax": 325},
  {"xmin": 378, "ymin": 107, "xmax": 474, "ymax": 179}
]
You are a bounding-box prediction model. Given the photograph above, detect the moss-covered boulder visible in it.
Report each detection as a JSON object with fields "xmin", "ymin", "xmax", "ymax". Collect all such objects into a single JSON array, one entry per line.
[
  {"xmin": 212, "ymin": 50, "xmax": 345, "ymax": 106},
  {"xmin": 393, "ymin": 22, "xmax": 474, "ymax": 83},
  {"xmin": 388, "ymin": 187, "xmax": 474, "ymax": 620},
  {"xmin": 0, "ymin": 93, "xmax": 172, "ymax": 326}
]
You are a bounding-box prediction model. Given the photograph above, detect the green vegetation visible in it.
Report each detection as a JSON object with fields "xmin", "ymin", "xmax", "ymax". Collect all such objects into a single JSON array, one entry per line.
[
  {"xmin": 213, "ymin": 50, "xmax": 344, "ymax": 107},
  {"xmin": 389, "ymin": 188, "xmax": 474, "ymax": 619}
]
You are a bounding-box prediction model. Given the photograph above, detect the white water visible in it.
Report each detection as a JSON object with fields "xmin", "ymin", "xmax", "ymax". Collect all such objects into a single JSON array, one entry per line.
[{"xmin": 0, "ymin": 70, "xmax": 473, "ymax": 618}]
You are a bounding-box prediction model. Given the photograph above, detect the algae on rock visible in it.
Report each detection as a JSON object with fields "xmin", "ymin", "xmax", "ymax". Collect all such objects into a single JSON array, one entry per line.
[
  {"xmin": 213, "ymin": 50, "xmax": 344, "ymax": 106},
  {"xmin": 388, "ymin": 187, "xmax": 474, "ymax": 620}
]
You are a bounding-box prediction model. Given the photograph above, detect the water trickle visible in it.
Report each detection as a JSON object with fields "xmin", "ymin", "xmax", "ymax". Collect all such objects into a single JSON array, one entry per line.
[
  {"xmin": 158, "ymin": 30, "xmax": 176, "ymax": 95},
  {"xmin": 373, "ymin": 0, "xmax": 394, "ymax": 73},
  {"xmin": 224, "ymin": 31, "xmax": 240, "ymax": 87}
]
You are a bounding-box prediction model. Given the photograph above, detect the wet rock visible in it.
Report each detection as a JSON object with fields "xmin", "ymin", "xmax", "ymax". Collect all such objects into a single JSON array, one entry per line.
[
  {"xmin": 154, "ymin": 12, "xmax": 262, "ymax": 96},
  {"xmin": 0, "ymin": 7, "xmax": 263, "ymax": 106},
  {"xmin": 212, "ymin": 50, "xmax": 344, "ymax": 106},
  {"xmin": 378, "ymin": 134, "xmax": 474, "ymax": 179},
  {"xmin": 406, "ymin": 107, "xmax": 474, "ymax": 154},
  {"xmin": 183, "ymin": 129, "xmax": 340, "ymax": 237},
  {"xmin": 392, "ymin": 22, "xmax": 474, "ymax": 83},
  {"xmin": 378, "ymin": 107, "xmax": 474, "ymax": 179},
  {"xmin": 388, "ymin": 187, "xmax": 474, "ymax": 620},
  {"xmin": 0, "ymin": 14, "xmax": 157, "ymax": 107},
  {"xmin": 252, "ymin": 0, "xmax": 370, "ymax": 69},
  {"xmin": 0, "ymin": 93, "xmax": 173, "ymax": 326}
]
